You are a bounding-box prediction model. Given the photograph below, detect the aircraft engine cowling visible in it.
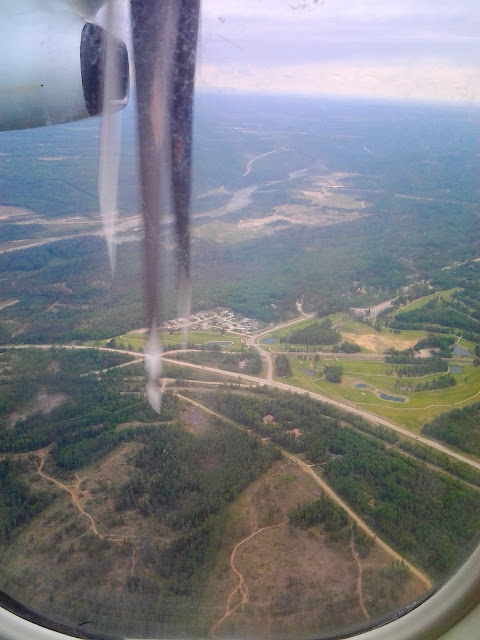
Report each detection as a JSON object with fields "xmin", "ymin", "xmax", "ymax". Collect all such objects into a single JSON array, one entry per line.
[{"xmin": 0, "ymin": 0, "xmax": 128, "ymax": 131}]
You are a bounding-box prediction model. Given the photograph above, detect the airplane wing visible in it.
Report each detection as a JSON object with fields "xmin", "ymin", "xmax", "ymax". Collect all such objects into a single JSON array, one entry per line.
[{"xmin": 0, "ymin": 0, "xmax": 128, "ymax": 131}]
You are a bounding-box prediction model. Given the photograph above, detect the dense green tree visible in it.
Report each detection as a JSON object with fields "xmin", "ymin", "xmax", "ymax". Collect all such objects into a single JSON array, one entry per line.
[
  {"xmin": 324, "ymin": 364, "xmax": 343, "ymax": 383},
  {"xmin": 275, "ymin": 354, "xmax": 292, "ymax": 377}
]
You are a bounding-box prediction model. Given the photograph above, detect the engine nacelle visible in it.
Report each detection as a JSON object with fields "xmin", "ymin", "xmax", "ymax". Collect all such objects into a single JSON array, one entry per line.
[{"xmin": 0, "ymin": 0, "xmax": 128, "ymax": 131}]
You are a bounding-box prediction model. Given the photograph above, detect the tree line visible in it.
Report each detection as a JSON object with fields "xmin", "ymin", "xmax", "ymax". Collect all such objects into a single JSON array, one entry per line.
[
  {"xmin": 422, "ymin": 403, "xmax": 480, "ymax": 456},
  {"xmin": 197, "ymin": 388, "xmax": 480, "ymax": 581}
]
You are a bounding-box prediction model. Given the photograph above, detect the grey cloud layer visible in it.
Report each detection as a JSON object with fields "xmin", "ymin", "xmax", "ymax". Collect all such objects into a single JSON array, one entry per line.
[{"xmin": 200, "ymin": 0, "xmax": 479, "ymax": 67}]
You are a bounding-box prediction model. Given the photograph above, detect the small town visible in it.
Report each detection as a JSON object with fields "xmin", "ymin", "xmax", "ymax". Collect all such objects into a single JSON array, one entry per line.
[{"xmin": 160, "ymin": 307, "xmax": 262, "ymax": 335}]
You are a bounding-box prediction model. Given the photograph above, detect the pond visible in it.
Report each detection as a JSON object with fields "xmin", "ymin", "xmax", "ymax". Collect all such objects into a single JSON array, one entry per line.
[
  {"xmin": 379, "ymin": 392, "xmax": 405, "ymax": 403},
  {"xmin": 355, "ymin": 383, "xmax": 371, "ymax": 389},
  {"xmin": 450, "ymin": 365, "xmax": 462, "ymax": 374},
  {"xmin": 262, "ymin": 336, "xmax": 276, "ymax": 345},
  {"xmin": 451, "ymin": 345, "xmax": 470, "ymax": 356},
  {"xmin": 300, "ymin": 367, "xmax": 315, "ymax": 377},
  {"xmin": 205, "ymin": 341, "xmax": 232, "ymax": 347}
]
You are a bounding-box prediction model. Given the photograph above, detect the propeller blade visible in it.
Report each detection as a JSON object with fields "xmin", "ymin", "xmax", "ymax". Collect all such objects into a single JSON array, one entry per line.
[
  {"xmin": 99, "ymin": 0, "xmax": 125, "ymax": 272},
  {"xmin": 170, "ymin": 0, "xmax": 200, "ymax": 340}
]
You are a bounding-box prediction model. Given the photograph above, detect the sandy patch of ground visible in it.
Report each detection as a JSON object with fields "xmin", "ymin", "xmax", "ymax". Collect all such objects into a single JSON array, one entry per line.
[
  {"xmin": 296, "ymin": 172, "xmax": 371, "ymax": 211},
  {"xmin": 229, "ymin": 525, "xmax": 360, "ymax": 640},
  {"xmin": 206, "ymin": 452, "xmax": 429, "ymax": 639},
  {"xmin": 7, "ymin": 391, "xmax": 68, "ymax": 427},
  {"xmin": 237, "ymin": 213, "xmax": 299, "ymax": 230},
  {"xmin": 236, "ymin": 205, "xmax": 365, "ymax": 234},
  {"xmin": 206, "ymin": 459, "xmax": 361, "ymax": 639},
  {"xmin": 0, "ymin": 299, "xmax": 18, "ymax": 311},
  {"xmin": 416, "ymin": 348, "xmax": 434, "ymax": 358},
  {"xmin": 34, "ymin": 391, "xmax": 68, "ymax": 414},
  {"xmin": 197, "ymin": 186, "xmax": 231, "ymax": 198},
  {"xmin": 343, "ymin": 332, "xmax": 419, "ymax": 354},
  {"xmin": 0, "ymin": 205, "xmax": 37, "ymax": 221},
  {"xmin": 181, "ymin": 406, "xmax": 213, "ymax": 435}
]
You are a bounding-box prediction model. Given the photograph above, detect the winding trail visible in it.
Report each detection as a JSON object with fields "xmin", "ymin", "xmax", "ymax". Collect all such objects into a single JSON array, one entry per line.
[
  {"xmin": 35, "ymin": 449, "xmax": 102, "ymax": 539},
  {"xmin": 246, "ymin": 311, "xmax": 315, "ymax": 382},
  {"xmin": 175, "ymin": 393, "xmax": 433, "ymax": 592},
  {"xmin": 350, "ymin": 528, "xmax": 369, "ymax": 621},
  {"xmin": 243, "ymin": 148, "xmax": 287, "ymax": 177},
  {"xmin": 34, "ymin": 447, "xmax": 139, "ymax": 575},
  {"xmin": 210, "ymin": 521, "xmax": 287, "ymax": 635},
  {"xmin": 282, "ymin": 451, "xmax": 432, "ymax": 590}
]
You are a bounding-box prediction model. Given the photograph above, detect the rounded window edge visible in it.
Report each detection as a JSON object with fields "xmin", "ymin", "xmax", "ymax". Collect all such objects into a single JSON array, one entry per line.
[{"xmin": 0, "ymin": 543, "xmax": 478, "ymax": 640}]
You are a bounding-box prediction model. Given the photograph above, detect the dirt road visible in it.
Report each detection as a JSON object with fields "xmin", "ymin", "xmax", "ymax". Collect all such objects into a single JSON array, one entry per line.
[
  {"xmin": 165, "ymin": 356, "xmax": 480, "ymax": 471},
  {"xmin": 350, "ymin": 528, "xmax": 369, "ymax": 621},
  {"xmin": 282, "ymin": 451, "xmax": 432, "ymax": 589},
  {"xmin": 175, "ymin": 393, "xmax": 433, "ymax": 591},
  {"xmin": 210, "ymin": 521, "xmax": 287, "ymax": 635},
  {"xmin": 35, "ymin": 449, "xmax": 103, "ymax": 539},
  {"xmin": 6, "ymin": 343, "xmax": 480, "ymax": 470}
]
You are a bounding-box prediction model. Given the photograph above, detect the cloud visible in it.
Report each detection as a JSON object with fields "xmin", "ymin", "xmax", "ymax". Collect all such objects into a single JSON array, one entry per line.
[
  {"xmin": 198, "ymin": 0, "xmax": 479, "ymax": 101},
  {"xmin": 197, "ymin": 61, "xmax": 480, "ymax": 103}
]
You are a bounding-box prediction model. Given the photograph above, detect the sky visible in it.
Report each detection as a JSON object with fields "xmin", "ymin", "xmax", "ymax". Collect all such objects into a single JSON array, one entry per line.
[
  {"xmin": 95, "ymin": 0, "xmax": 479, "ymax": 103},
  {"xmin": 196, "ymin": 0, "xmax": 480, "ymax": 102}
]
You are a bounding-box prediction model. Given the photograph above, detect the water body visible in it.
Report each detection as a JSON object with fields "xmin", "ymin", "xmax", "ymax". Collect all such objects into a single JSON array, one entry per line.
[
  {"xmin": 450, "ymin": 365, "xmax": 463, "ymax": 374},
  {"xmin": 262, "ymin": 337, "xmax": 276, "ymax": 345},
  {"xmin": 300, "ymin": 368, "xmax": 315, "ymax": 377},
  {"xmin": 451, "ymin": 345, "xmax": 470, "ymax": 356},
  {"xmin": 205, "ymin": 341, "xmax": 232, "ymax": 347},
  {"xmin": 355, "ymin": 383, "xmax": 371, "ymax": 389},
  {"xmin": 379, "ymin": 392, "xmax": 405, "ymax": 403},
  {"xmin": 196, "ymin": 185, "xmax": 258, "ymax": 219}
]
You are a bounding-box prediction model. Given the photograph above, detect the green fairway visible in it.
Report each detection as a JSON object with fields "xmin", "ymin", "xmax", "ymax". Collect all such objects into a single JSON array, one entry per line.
[
  {"xmin": 281, "ymin": 356, "xmax": 480, "ymax": 433},
  {"xmin": 260, "ymin": 314, "xmax": 428, "ymax": 354},
  {"xmin": 393, "ymin": 288, "xmax": 460, "ymax": 316},
  {"xmin": 110, "ymin": 329, "xmax": 246, "ymax": 352}
]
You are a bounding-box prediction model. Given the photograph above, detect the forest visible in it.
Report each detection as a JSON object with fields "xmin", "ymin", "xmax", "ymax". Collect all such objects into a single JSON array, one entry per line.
[
  {"xmin": 397, "ymin": 440, "xmax": 480, "ymax": 487},
  {"xmin": 289, "ymin": 495, "xmax": 348, "ymax": 533},
  {"xmin": 392, "ymin": 297, "xmax": 480, "ymax": 340},
  {"xmin": 332, "ymin": 341, "xmax": 361, "ymax": 354},
  {"xmin": 281, "ymin": 319, "xmax": 340, "ymax": 346},
  {"xmin": 324, "ymin": 364, "xmax": 343, "ymax": 383},
  {"xmin": 114, "ymin": 423, "xmax": 279, "ymax": 598},
  {"xmin": 172, "ymin": 348, "xmax": 262, "ymax": 375},
  {"xmin": 192, "ymin": 388, "xmax": 480, "ymax": 580},
  {"xmin": 394, "ymin": 373, "xmax": 456, "ymax": 392},
  {"xmin": 0, "ymin": 458, "xmax": 53, "ymax": 546},
  {"xmin": 275, "ymin": 354, "xmax": 292, "ymax": 377},
  {"xmin": 422, "ymin": 403, "xmax": 480, "ymax": 456},
  {"xmin": 0, "ymin": 349, "xmax": 177, "ymax": 470},
  {"xmin": 0, "ymin": 90, "xmax": 479, "ymax": 639},
  {"xmin": 1, "ymin": 204, "xmax": 479, "ymax": 348}
]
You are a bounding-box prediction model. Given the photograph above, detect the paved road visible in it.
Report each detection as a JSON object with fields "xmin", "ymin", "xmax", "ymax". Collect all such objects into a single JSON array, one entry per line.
[
  {"xmin": 246, "ymin": 312, "xmax": 315, "ymax": 382},
  {"xmin": 5, "ymin": 342, "xmax": 480, "ymax": 471},
  {"xmin": 163, "ymin": 357, "xmax": 480, "ymax": 471}
]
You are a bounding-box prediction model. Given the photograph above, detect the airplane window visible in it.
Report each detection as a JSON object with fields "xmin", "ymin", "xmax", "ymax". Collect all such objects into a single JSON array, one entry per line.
[{"xmin": 0, "ymin": 1, "xmax": 479, "ymax": 639}]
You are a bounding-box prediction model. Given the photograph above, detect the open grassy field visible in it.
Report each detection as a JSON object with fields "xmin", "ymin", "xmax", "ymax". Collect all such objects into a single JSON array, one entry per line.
[
  {"xmin": 390, "ymin": 288, "xmax": 461, "ymax": 316},
  {"xmin": 458, "ymin": 337, "xmax": 477, "ymax": 351},
  {"xmin": 110, "ymin": 329, "xmax": 246, "ymax": 352},
  {"xmin": 261, "ymin": 315, "xmax": 428, "ymax": 354},
  {"xmin": 281, "ymin": 356, "xmax": 480, "ymax": 433}
]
